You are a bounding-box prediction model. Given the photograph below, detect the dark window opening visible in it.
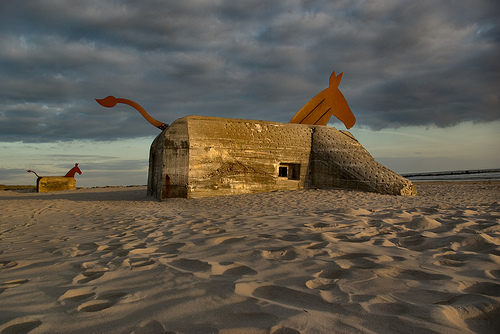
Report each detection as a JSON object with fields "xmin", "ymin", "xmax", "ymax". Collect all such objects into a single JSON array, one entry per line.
[
  {"xmin": 278, "ymin": 163, "xmax": 301, "ymax": 180},
  {"xmin": 278, "ymin": 166, "xmax": 288, "ymax": 177}
]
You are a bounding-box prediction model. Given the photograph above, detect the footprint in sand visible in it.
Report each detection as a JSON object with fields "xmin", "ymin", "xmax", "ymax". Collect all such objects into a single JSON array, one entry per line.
[
  {"xmin": 275, "ymin": 233, "xmax": 302, "ymax": 242},
  {"xmin": 146, "ymin": 230, "xmax": 173, "ymax": 242},
  {"xmin": 97, "ymin": 243, "xmax": 123, "ymax": 252},
  {"xmin": 398, "ymin": 269, "xmax": 451, "ymax": 281},
  {"xmin": 270, "ymin": 326, "xmax": 301, "ymax": 334},
  {"xmin": 162, "ymin": 258, "xmax": 257, "ymax": 278},
  {"xmin": 397, "ymin": 232, "xmax": 427, "ymax": 249},
  {"xmin": 129, "ymin": 247, "xmax": 158, "ymax": 255},
  {"xmin": 367, "ymin": 300, "xmax": 411, "ymax": 316},
  {"xmin": 58, "ymin": 288, "xmax": 96, "ymax": 303},
  {"xmin": 0, "ymin": 260, "xmax": 18, "ymax": 269},
  {"xmin": 322, "ymin": 232, "xmax": 371, "ymax": 243},
  {"xmin": 301, "ymin": 241, "xmax": 330, "ymax": 257},
  {"xmin": 123, "ymin": 242, "xmax": 147, "ymax": 251},
  {"xmin": 202, "ymin": 227, "xmax": 226, "ymax": 235},
  {"xmin": 131, "ymin": 320, "xmax": 168, "ymax": 334},
  {"xmin": 236, "ymin": 283, "xmax": 332, "ymax": 311},
  {"xmin": 213, "ymin": 235, "xmax": 246, "ymax": 245},
  {"xmin": 2, "ymin": 278, "xmax": 29, "ymax": 288},
  {"xmin": 404, "ymin": 216, "xmax": 442, "ymax": 231},
  {"xmin": 331, "ymin": 252, "xmax": 386, "ymax": 270},
  {"xmin": 433, "ymin": 251, "xmax": 471, "ymax": 267},
  {"xmin": 77, "ymin": 299, "xmax": 114, "ymax": 312},
  {"xmin": 306, "ymin": 268, "xmax": 352, "ymax": 304},
  {"xmin": 71, "ymin": 242, "xmax": 99, "ymax": 257},
  {"xmin": 74, "ymin": 291, "xmax": 127, "ymax": 312},
  {"xmin": 95, "ymin": 291, "xmax": 128, "ymax": 300},
  {"xmin": 371, "ymin": 238, "xmax": 398, "ymax": 247},
  {"xmin": 304, "ymin": 221, "xmax": 336, "ymax": 231},
  {"xmin": 315, "ymin": 267, "xmax": 349, "ymax": 280},
  {"xmin": 261, "ymin": 247, "xmax": 297, "ymax": 261},
  {"xmin": 73, "ymin": 262, "xmax": 109, "ymax": 284},
  {"xmin": 305, "ymin": 241, "xmax": 329, "ymax": 249},
  {"xmin": 123, "ymin": 257, "xmax": 155, "ymax": 269},
  {"xmin": 210, "ymin": 262, "xmax": 257, "ymax": 276},
  {"xmin": 0, "ymin": 318, "xmax": 42, "ymax": 334},
  {"xmin": 156, "ymin": 242, "xmax": 186, "ymax": 254},
  {"xmin": 486, "ymin": 269, "xmax": 500, "ymax": 279},
  {"xmin": 305, "ymin": 278, "xmax": 336, "ymax": 290},
  {"xmin": 460, "ymin": 233, "xmax": 500, "ymax": 252},
  {"xmin": 163, "ymin": 258, "xmax": 211, "ymax": 273},
  {"xmin": 434, "ymin": 293, "xmax": 500, "ymax": 326},
  {"xmin": 463, "ymin": 282, "xmax": 500, "ymax": 297}
]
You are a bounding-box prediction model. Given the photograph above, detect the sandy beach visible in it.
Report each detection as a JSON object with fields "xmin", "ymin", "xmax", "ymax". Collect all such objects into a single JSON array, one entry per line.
[{"xmin": 1, "ymin": 181, "xmax": 499, "ymax": 334}]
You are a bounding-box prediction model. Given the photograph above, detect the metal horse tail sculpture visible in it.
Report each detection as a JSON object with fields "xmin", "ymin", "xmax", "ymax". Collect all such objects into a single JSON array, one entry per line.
[
  {"xmin": 27, "ymin": 170, "xmax": 41, "ymax": 178},
  {"xmin": 96, "ymin": 96, "xmax": 168, "ymax": 130},
  {"xmin": 289, "ymin": 71, "xmax": 356, "ymax": 129}
]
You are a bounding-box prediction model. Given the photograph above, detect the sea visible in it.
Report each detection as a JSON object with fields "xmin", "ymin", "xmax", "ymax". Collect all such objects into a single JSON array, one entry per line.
[{"xmin": 402, "ymin": 169, "xmax": 500, "ymax": 182}]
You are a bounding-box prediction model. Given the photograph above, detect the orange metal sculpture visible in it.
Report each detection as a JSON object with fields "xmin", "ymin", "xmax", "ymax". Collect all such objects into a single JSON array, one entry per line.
[
  {"xmin": 27, "ymin": 163, "xmax": 82, "ymax": 192},
  {"xmin": 289, "ymin": 71, "xmax": 356, "ymax": 129},
  {"xmin": 64, "ymin": 163, "xmax": 82, "ymax": 177},
  {"xmin": 27, "ymin": 163, "xmax": 82, "ymax": 179},
  {"xmin": 97, "ymin": 70, "xmax": 355, "ymax": 130},
  {"xmin": 96, "ymin": 96, "xmax": 168, "ymax": 130}
]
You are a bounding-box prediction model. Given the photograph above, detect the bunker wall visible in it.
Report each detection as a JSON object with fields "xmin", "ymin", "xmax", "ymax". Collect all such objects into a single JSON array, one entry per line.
[
  {"xmin": 186, "ymin": 117, "xmax": 312, "ymax": 198},
  {"xmin": 148, "ymin": 118, "xmax": 190, "ymax": 199},
  {"xmin": 37, "ymin": 176, "xmax": 76, "ymax": 192},
  {"xmin": 147, "ymin": 115, "xmax": 416, "ymax": 200},
  {"xmin": 310, "ymin": 126, "xmax": 416, "ymax": 195}
]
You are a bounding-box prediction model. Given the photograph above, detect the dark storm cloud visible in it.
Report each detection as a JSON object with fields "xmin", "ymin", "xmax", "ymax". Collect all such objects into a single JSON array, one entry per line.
[{"xmin": 0, "ymin": 0, "xmax": 498, "ymax": 142}]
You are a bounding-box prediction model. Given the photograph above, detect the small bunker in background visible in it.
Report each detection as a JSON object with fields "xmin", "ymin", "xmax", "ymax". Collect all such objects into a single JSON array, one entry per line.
[
  {"xmin": 37, "ymin": 177, "xmax": 76, "ymax": 192},
  {"xmin": 147, "ymin": 116, "xmax": 416, "ymax": 200},
  {"xmin": 27, "ymin": 163, "xmax": 82, "ymax": 193}
]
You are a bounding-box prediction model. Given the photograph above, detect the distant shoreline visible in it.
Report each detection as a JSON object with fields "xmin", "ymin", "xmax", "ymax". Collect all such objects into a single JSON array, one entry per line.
[
  {"xmin": 3, "ymin": 169, "xmax": 500, "ymax": 190},
  {"xmin": 402, "ymin": 168, "xmax": 500, "ymax": 182},
  {"xmin": 402, "ymin": 168, "xmax": 500, "ymax": 178}
]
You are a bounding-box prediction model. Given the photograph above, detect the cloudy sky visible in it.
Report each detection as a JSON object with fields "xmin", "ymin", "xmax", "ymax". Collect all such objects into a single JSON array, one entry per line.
[{"xmin": 1, "ymin": 0, "xmax": 499, "ymax": 187}]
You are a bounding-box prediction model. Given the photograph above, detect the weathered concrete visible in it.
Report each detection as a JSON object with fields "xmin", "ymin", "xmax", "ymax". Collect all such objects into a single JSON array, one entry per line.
[
  {"xmin": 148, "ymin": 116, "xmax": 416, "ymax": 199},
  {"xmin": 37, "ymin": 177, "xmax": 76, "ymax": 192}
]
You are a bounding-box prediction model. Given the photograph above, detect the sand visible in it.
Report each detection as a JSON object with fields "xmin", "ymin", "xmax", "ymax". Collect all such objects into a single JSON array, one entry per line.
[{"xmin": 1, "ymin": 181, "xmax": 499, "ymax": 334}]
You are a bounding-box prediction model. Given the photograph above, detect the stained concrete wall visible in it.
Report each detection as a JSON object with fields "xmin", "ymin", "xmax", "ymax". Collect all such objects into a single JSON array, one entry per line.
[
  {"xmin": 37, "ymin": 177, "xmax": 76, "ymax": 192},
  {"xmin": 310, "ymin": 126, "xmax": 416, "ymax": 196},
  {"xmin": 148, "ymin": 116, "xmax": 416, "ymax": 200},
  {"xmin": 147, "ymin": 117, "xmax": 189, "ymax": 199}
]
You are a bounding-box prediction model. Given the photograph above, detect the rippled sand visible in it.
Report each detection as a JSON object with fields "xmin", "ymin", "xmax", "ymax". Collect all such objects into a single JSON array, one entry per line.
[{"xmin": 1, "ymin": 181, "xmax": 499, "ymax": 333}]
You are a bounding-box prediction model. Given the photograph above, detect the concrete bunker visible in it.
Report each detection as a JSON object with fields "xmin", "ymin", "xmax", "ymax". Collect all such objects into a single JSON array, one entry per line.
[
  {"xmin": 97, "ymin": 71, "xmax": 416, "ymax": 200},
  {"xmin": 147, "ymin": 116, "xmax": 416, "ymax": 199}
]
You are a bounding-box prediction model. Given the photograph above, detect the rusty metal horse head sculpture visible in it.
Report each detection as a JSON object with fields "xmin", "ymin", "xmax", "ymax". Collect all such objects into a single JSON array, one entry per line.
[
  {"xmin": 289, "ymin": 71, "xmax": 356, "ymax": 129},
  {"xmin": 64, "ymin": 163, "xmax": 82, "ymax": 178}
]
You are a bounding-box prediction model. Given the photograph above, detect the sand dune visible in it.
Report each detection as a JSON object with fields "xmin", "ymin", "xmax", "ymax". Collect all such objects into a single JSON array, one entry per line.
[{"xmin": 1, "ymin": 182, "xmax": 499, "ymax": 333}]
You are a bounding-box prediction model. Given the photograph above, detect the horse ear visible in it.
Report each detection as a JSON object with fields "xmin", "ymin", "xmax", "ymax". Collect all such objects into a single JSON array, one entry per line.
[{"xmin": 329, "ymin": 71, "xmax": 343, "ymax": 88}]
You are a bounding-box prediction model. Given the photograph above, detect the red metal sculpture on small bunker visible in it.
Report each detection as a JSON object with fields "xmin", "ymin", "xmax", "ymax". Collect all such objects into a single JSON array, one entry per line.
[{"xmin": 27, "ymin": 163, "xmax": 82, "ymax": 192}]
